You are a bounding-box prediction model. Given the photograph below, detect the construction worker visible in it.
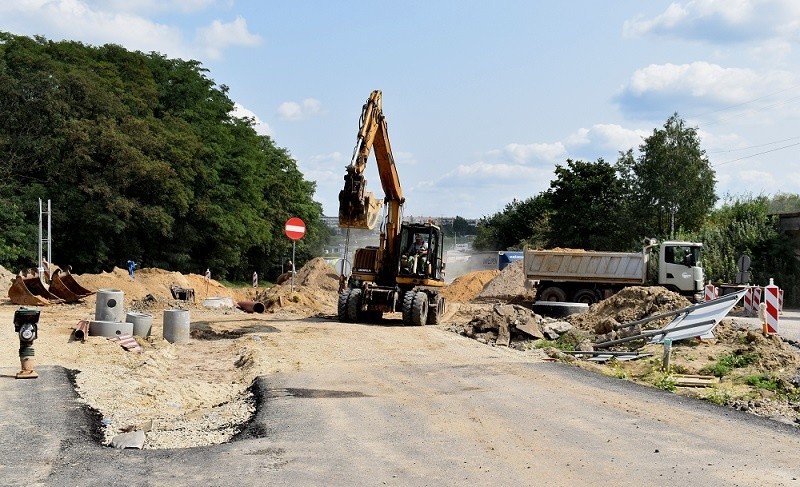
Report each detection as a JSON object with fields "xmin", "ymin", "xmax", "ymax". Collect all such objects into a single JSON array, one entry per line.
[{"xmin": 403, "ymin": 235, "xmax": 428, "ymax": 274}]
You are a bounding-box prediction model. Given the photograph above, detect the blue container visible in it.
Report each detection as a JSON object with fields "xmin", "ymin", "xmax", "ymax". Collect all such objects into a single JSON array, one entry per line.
[{"xmin": 498, "ymin": 251, "xmax": 524, "ymax": 270}]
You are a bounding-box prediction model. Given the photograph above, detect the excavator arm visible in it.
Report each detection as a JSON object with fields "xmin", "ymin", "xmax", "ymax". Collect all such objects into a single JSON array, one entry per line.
[{"xmin": 338, "ymin": 90, "xmax": 404, "ymax": 231}]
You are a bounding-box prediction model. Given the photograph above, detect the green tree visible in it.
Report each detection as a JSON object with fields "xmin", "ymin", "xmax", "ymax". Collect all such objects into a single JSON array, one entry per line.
[
  {"xmin": 687, "ymin": 195, "xmax": 800, "ymax": 306},
  {"xmin": 474, "ymin": 194, "xmax": 550, "ymax": 250},
  {"xmin": 0, "ymin": 32, "xmax": 327, "ymax": 279},
  {"xmin": 617, "ymin": 113, "xmax": 717, "ymax": 239},
  {"xmin": 547, "ymin": 158, "xmax": 627, "ymax": 250}
]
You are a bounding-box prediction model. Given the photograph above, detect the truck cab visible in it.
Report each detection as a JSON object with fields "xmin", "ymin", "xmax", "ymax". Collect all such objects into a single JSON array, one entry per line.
[{"xmin": 657, "ymin": 241, "xmax": 704, "ymax": 299}]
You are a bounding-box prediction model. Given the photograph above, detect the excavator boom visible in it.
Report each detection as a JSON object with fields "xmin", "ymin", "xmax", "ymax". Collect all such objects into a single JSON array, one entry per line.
[{"xmin": 338, "ymin": 90, "xmax": 403, "ymax": 231}]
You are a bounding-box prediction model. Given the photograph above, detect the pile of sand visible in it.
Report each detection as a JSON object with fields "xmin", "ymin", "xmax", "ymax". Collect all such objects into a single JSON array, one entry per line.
[
  {"xmin": 441, "ymin": 270, "xmax": 499, "ymax": 302},
  {"xmin": 0, "ymin": 264, "xmax": 15, "ymax": 293},
  {"xmin": 254, "ymin": 257, "xmax": 339, "ymax": 314}
]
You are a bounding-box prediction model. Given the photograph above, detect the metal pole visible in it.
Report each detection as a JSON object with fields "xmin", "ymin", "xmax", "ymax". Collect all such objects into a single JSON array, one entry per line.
[
  {"xmin": 594, "ymin": 319, "xmax": 716, "ymax": 348},
  {"xmin": 291, "ymin": 241, "xmax": 296, "ymax": 292},
  {"xmin": 38, "ymin": 199, "xmax": 43, "ymax": 279},
  {"xmin": 47, "ymin": 199, "xmax": 51, "ymax": 272},
  {"xmin": 615, "ymin": 292, "xmax": 742, "ymax": 331}
]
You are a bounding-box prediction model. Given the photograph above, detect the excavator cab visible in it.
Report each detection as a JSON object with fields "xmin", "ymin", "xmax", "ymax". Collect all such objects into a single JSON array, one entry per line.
[{"xmin": 396, "ymin": 223, "xmax": 445, "ymax": 282}]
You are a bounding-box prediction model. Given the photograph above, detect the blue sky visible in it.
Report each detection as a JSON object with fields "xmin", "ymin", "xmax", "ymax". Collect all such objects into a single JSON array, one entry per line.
[{"xmin": 3, "ymin": 0, "xmax": 800, "ymax": 219}]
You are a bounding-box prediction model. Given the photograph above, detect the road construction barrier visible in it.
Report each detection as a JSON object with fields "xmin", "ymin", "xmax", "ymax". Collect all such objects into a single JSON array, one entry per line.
[
  {"xmin": 764, "ymin": 279, "xmax": 780, "ymax": 334},
  {"xmin": 704, "ymin": 284, "xmax": 718, "ymax": 302},
  {"xmin": 750, "ymin": 287, "xmax": 763, "ymax": 317},
  {"xmin": 744, "ymin": 287, "xmax": 754, "ymax": 315}
]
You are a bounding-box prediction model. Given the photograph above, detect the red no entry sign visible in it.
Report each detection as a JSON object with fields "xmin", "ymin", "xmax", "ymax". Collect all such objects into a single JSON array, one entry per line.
[{"xmin": 284, "ymin": 217, "xmax": 306, "ymax": 240}]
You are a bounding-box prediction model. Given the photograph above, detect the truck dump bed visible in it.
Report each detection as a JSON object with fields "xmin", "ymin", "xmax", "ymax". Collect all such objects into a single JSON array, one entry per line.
[{"xmin": 523, "ymin": 249, "xmax": 645, "ymax": 284}]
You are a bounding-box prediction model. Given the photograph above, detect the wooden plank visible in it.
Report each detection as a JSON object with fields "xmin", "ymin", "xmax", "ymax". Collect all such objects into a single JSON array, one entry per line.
[{"xmin": 674, "ymin": 374, "xmax": 719, "ymax": 387}]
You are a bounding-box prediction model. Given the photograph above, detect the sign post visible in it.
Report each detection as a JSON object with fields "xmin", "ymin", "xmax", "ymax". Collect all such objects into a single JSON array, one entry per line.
[{"xmin": 284, "ymin": 218, "xmax": 306, "ymax": 292}]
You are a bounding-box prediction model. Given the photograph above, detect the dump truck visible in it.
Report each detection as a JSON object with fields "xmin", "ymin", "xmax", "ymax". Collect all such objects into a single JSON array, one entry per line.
[{"xmin": 523, "ymin": 239, "xmax": 704, "ymax": 304}]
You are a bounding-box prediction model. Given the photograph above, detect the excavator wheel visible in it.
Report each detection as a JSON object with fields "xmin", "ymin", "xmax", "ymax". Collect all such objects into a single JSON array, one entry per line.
[
  {"xmin": 401, "ymin": 291, "xmax": 415, "ymax": 325},
  {"xmin": 426, "ymin": 295, "xmax": 445, "ymax": 325},
  {"xmin": 411, "ymin": 291, "xmax": 429, "ymax": 326},
  {"xmin": 337, "ymin": 291, "xmax": 350, "ymax": 322},
  {"xmin": 346, "ymin": 288, "xmax": 363, "ymax": 322}
]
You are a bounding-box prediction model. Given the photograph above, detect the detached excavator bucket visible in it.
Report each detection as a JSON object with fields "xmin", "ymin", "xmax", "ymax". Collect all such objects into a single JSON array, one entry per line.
[
  {"xmin": 50, "ymin": 269, "xmax": 94, "ymax": 302},
  {"xmin": 8, "ymin": 276, "xmax": 55, "ymax": 306}
]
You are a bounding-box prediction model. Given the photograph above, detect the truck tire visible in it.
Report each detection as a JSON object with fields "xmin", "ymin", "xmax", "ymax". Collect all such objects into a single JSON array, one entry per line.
[
  {"xmin": 411, "ymin": 291, "xmax": 429, "ymax": 326},
  {"xmin": 426, "ymin": 295, "xmax": 444, "ymax": 325},
  {"xmin": 538, "ymin": 286, "xmax": 567, "ymax": 302},
  {"xmin": 402, "ymin": 290, "xmax": 415, "ymax": 325},
  {"xmin": 572, "ymin": 289, "xmax": 599, "ymax": 305},
  {"xmin": 337, "ymin": 291, "xmax": 350, "ymax": 322},
  {"xmin": 346, "ymin": 288, "xmax": 362, "ymax": 322},
  {"xmin": 533, "ymin": 301, "xmax": 589, "ymax": 318}
]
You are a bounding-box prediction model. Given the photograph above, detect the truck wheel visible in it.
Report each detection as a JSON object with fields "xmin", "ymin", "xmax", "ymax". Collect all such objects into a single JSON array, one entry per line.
[
  {"xmin": 337, "ymin": 291, "xmax": 351, "ymax": 322},
  {"xmin": 572, "ymin": 289, "xmax": 598, "ymax": 305},
  {"xmin": 538, "ymin": 286, "xmax": 567, "ymax": 302},
  {"xmin": 426, "ymin": 295, "xmax": 444, "ymax": 325},
  {"xmin": 402, "ymin": 291, "xmax": 415, "ymax": 325},
  {"xmin": 346, "ymin": 288, "xmax": 362, "ymax": 322},
  {"xmin": 411, "ymin": 291, "xmax": 429, "ymax": 326}
]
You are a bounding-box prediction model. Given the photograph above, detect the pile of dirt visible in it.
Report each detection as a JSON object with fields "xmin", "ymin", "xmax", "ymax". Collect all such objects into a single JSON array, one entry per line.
[
  {"xmin": 253, "ymin": 257, "xmax": 338, "ymax": 314},
  {"xmin": 441, "ymin": 269, "xmax": 499, "ymax": 302},
  {"xmin": 73, "ymin": 267, "xmax": 243, "ymax": 310},
  {"xmin": 567, "ymin": 286, "xmax": 691, "ymax": 333},
  {"xmin": 0, "ymin": 264, "xmax": 15, "ymax": 293},
  {"xmin": 477, "ymin": 261, "xmax": 533, "ymax": 300}
]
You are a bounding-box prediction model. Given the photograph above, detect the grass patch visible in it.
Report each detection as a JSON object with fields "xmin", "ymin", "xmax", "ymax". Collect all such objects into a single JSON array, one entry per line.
[
  {"xmin": 651, "ymin": 371, "xmax": 677, "ymax": 392},
  {"xmin": 533, "ymin": 339, "xmax": 575, "ymax": 352},
  {"xmin": 744, "ymin": 374, "xmax": 779, "ymax": 391},
  {"xmin": 700, "ymin": 351, "xmax": 759, "ymax": 377}
]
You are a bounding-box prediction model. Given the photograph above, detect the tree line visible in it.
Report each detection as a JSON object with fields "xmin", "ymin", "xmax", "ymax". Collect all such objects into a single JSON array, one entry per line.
[
  {"xmin": 0, "ymin": 32, "xmax": 328, "ymax": 281},
  {"xmin": 474, "ymin": 114, "xmax": 800, "ymax": 305}
]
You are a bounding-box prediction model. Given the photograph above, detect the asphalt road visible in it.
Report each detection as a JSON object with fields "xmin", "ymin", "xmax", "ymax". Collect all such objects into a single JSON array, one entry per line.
[{"xmin": 3, "ymin": 332, "xmax": 800, "ymax": 486}]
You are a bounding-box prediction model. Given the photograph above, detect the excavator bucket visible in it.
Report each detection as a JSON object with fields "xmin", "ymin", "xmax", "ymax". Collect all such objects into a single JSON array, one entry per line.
[
  {"xmin": 49, "ymin": 269, "xmax": 93, "ymax": 303},
  {"xmin": 8, "ymin": 276, "xmax": 56, "ymax": 306},
  {"xmin": 51, "ymin": 269, "xmax": 94, "ymax": 300},
  {"xmin": 339, "ymin": 190, "xmax": 382, "ymax": 230},
  {"xmin": 339, "ymin": 170, "xmax": 383, "ymax": 230}
]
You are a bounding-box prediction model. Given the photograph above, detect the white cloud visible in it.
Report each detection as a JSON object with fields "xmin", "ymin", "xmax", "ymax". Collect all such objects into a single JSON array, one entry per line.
[
  {"xmin": 277, "ymin": 98, "xmax": 323, "ymax": 121},
  {"xmin": 624, "ymin": 0, "xmax": 800, "ymax": 44},
  {"xmin": 616, "ymin": 61, "xmax": 797, "ymax": 117},
  {"xmin": 565, "ymin": 124, "xmax": 648, "ymax": 153},
  {"xmin": 196, "ymin": 16, "xmax": 261, "ymax": 60},
  {"xmin": 0, "ymin": 0, "xmax": 258, "ymax": 61},
  {"xmin": 84, "ymin": 0, "xmax": 217, "ymax": 14},
  {"xmin": 231, "ymin": 103, "xmax": 271, "ymax": 136}
]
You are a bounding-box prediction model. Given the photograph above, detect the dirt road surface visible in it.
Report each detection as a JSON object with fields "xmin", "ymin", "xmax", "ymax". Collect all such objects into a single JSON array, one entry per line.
[{"xmin": 3, "ymin": 306, "xmax": 800, "ymax": 486}]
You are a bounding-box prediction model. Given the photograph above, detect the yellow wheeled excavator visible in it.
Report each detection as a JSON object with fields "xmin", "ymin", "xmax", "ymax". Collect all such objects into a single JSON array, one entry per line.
[{"xmin": 338, "ymin": 90, "xmax": 446, "ymax": 325}]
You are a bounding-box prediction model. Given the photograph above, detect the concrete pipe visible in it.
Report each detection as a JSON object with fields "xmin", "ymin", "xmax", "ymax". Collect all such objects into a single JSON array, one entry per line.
[{"xmin": 95, "ymin": 288, "xmax": 125, "ymax": 322}]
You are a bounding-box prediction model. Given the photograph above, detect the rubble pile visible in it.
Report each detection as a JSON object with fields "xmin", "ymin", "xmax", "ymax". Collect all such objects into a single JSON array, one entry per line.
[
  {"xmin": 449, "ymin": 303, "xmax": 582, "ymax": 350},
  {"xmin": 567, "ymin": 286, "xmax": 691, "ymax": 334},
  {"xmin": 470, "ymin": 261, "xmax": 534, "ymax": 301}
]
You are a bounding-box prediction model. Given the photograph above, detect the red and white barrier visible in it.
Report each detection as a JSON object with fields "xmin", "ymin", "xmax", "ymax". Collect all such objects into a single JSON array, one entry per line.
[
  {"xmin": 752, "ymin": 287, "xmax": 763, "ymax": 317},
  {"xmin": 744, "ymin": 287, "xmax": 754, "ymax": 315},
  {"xmin": 764, "ymin": 279, "xmax": 780, "ymax": 334},
  {"xmin": 704, "ymin": 284, "xmax": 719, "ymax": 302}
]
